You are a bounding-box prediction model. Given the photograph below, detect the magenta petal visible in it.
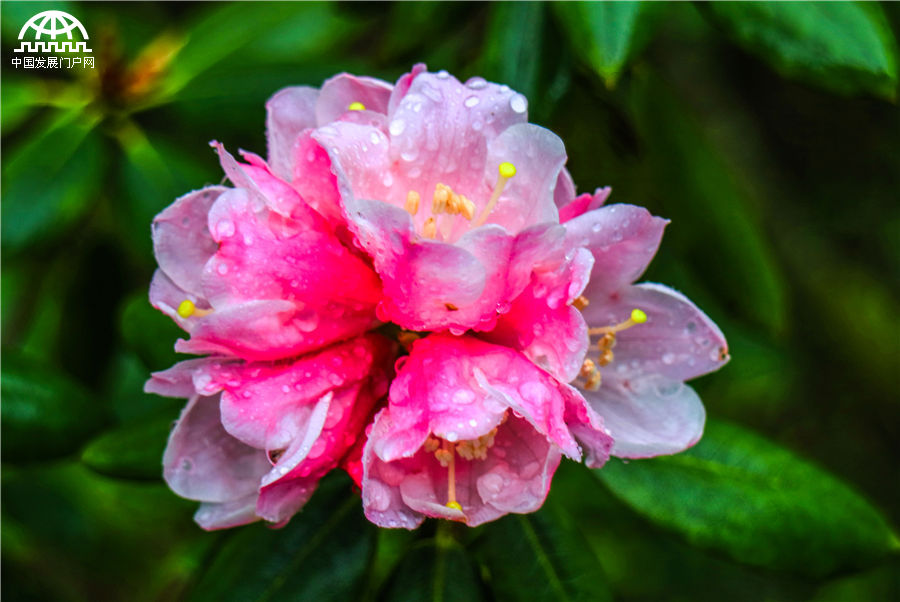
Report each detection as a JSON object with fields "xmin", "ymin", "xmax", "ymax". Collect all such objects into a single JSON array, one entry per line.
[
  {"xmin": 583, "ymin": 283, "xmax": 730, "ymax": 382},
  {"xmin": 290, "ymin": 132, "xmax": 344, "ymax": 225},
  {"xmin": 558, "ymin": 187, "xmax": 611, "ymax": 223},
  {"xmin": 567, "ymin": 204, "xmax": 668, "ymax": 295},
  {"xmin": 582, "ymin": 376, "xmax": 705, "ymax": 458},
  {"xmin": 163, "ymin": 395, "xmax": 271, "ymax": 503},
  {"xmin": 316, "ymin": 73, "xmax": 393, "ymax": 124},
  {"xmin": 194, "ymin": 495, "xmax": 260, "ymax": 530},
  {"xmin": 266, "ymin": 86, "xmax": 319, "ymax": 180},
  {"xmin": 152, "ymin": 187, "xmax": 226, "ymax": 297},
  {"xmin": 482, "ymin": 124, "xmax": 565, "ymax": 232}
]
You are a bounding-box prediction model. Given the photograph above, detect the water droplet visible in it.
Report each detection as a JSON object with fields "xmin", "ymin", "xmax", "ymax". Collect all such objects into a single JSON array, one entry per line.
[
  {"xmin": 281, "ymin": 384, "xmax": 290, "ymax": 393},
  {"xmin": 435, "ymin": 69, "xmax": 449, "ymax": 79},
  {"xmin": 452, "ymin": 389, "xmax": 476, "ymax": 405},
  {"xmin": 472, "ymin": 120, "xmax": 484, "ymax": 132},
  {"xmin": 389, "ymin": 118, "xmax": 406, "ymax": 136},
  {"xmin": 216, "ymin": 219, "xmax": 235, "ymax": 238},
  {"xmin": 216, "ymin": 263, "xmax": 229, "ymax": 275},
  {"xmin": 464, "ymin": 95, "xmax": 480, "ymax": 108},
  {"xmin": 479, "ymin": 473, "xmax": 504, "ymax": 495},
  {"xmin": 382, "ymin": 172, "xmax": 394, "ymax": 187},
  {"xmin": 370, "ymin": 131, "xmax": 381, "ymax": 145},
  {"xmin": 466, "ymin": 77, "xmax": 487, "ymax": 90},
  {"xmin": 662, "ymin": 353, "xmax": 676, "ymax": 365},
  {"xmin": 469, "ymin": 419, "xmax": 478, "ymax": 427},
  {"xmin": 446, "ymin": 432, "xmax": 459, "ymax": 442},
  {"xmin": 181, "ymin": 459, "xmax": 192, "ymax": 471},
  {"xmin": 686, "ymin": 321, "xmax": 697, "ymax": 333},
  {"xmin": 400, "ymin": 148, "xmax": 419, "ymax": 162}
]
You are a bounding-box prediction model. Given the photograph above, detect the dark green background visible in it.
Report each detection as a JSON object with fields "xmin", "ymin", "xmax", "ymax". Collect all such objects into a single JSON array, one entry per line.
[{"xmin": 2, "ymin": 2, "xmax": 898, "ymax": 601}]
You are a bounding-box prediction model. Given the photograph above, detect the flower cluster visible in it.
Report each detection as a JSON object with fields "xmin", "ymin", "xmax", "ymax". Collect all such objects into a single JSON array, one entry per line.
[{"xmin": 146, "ymin": 65, "xmax": 729, "ymax": 529}]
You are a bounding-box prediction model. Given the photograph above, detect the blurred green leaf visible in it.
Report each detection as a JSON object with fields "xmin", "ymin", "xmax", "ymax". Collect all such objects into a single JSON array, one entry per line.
[
  {"xmin": 1, "ymin": 354, "xmax": 108, "ymax": 462},
  {"xmin": 120, "ymin": 291, "xmax": 187, "ymax": 371},
  {"xmin": 482, "ymin": 3, "xmax": 545, "ymax": 101},
  {"xmin": 553, "ymin": 1, "xmax": 653, "ymax": 87},
  {"xmin": 187, "ymin": 474, "xmax": 374, "ymax": 602},
  {"xmin": 476, "ymin": 507, "xmax": 612, "ymax": 602},
  {"xmin": 631, "ymin": 73, "xmax": 787, "ymax": 335},
  {"xmin": 595, "ymin": 420, "xmax": 900, "ymax": 577},
  {"xmin": 81, "ymin": 412, "xmax": 174, "ymax": 480},
  {"xmin": 381, "ymin": 531, "xmax": 487, "ymax": 602},
  {"xmin": 1, "ymin": 109, "xmax": 105, "ymax": 252},
  {"xmin": 705, "ymin": 2, "xmax": 899, "ymax": 100}
]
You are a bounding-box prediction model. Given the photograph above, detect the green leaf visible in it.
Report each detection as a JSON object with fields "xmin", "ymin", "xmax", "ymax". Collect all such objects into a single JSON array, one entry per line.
[
  {"xmin": 553, "ymin": 1, "xmax": 654, "ymax": 87},
  {"xmin": 482, "ymin": 3, "xmax": 545, "ymax": 101},
  {"xmin": 1, "ymin": 109, "xmax": 105, "ymax": 252},
  {"xmin": 595, "ymin": 419, "xmax": 900, "ymax": 577},
  {"xmin": 81, "ymin": 412, "xmax": 175, "ymax": 480},
  {"xmin": 187, "ymin": 474, "xmax": 375, "ymax": 602},
  {"xmin": 630, "ymin": 73, "xmax": 787, "ymax": 335},
  {"xmin": 476, "ymin": 507, "xmax": 613, "ymax": 602},
  {"xmin": 705, "ymin": 2, "xmax": 899, "ymax": 99},
  {"xmin": 381, "ymin": 530, "xmax": 487, "ymax": 602},
  {"xmin": 120, "ymin": 291, "xmax": 187, "ymax": 372},
  {"xmin": 1, "ymin": 354, "xmax": 109, "ymax": 462}
]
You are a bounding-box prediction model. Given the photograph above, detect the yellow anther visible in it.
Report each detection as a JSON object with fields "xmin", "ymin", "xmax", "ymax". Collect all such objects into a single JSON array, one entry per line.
[
  {"xmin": 580, "ymin": 358, "xmax": 597, "ymax": 378},
  {"xmin": 446, "ymin": 501, "xmax": 463, "ymax": 511},
  {"xmin": 598, "ymin": 333, "xmax": 616, "ymax": 350},
  {"xmin": 597, "ymin": 348, "xmax": 615, "ymax": 367},
  {"xmin": 347, "ymin": 101, "xmax": 365, "ymax": 111},
  {"xmin": 498, "ymin": 162, "xmax": 517, "ymax": 179},
  {"xmin": 473, "ymin": 161, "xmax": 517, "ymax": 227},
  {"xmin": 573, "ymin": 295, "xmax": 590, "ymax": 310},
  {"xmin": 580, "ymin": 357, "xmax": 602, "ymax": 390},
  {"xmin": 405, "ymin": 190, "xmax": 420, "ymax": 216},
  {"xmin": 177, "ymin": 299, "xmax": 196, "ymax": 318},
  {"xmin": 423, "ymin": 436, "xmax": 441, "ymax": 453},
  {"xmin": 432, "ymin": 184, "xmax": 452, "ymax": 214},
  {"xmin": 588, "ymin": 308, "xmax": 648, "ymax": 336},
  {"xmin": 459, "ymin": 196, "xmax": 476, "ymax": 220},
  {"xmin": 423, "ymin": 217, "xmax": 438, "ymax": 239}
]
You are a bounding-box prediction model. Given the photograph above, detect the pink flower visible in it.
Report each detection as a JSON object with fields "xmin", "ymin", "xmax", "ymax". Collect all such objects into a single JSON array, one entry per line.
[
  {"xmin": 147, "ymin": 334, "xmax": 393, "ymax": 529},
  {"xmin": 147, "ymin": 63, "xmax": 728, "ymax": 530},
  {"xmin": 361, "ymin": 334, "xmax": 612, "ymax": 528}
]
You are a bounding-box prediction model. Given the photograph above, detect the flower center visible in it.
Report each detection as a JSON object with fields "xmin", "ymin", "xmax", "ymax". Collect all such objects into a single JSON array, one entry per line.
[
  {"xmin": 405, "ymin": 162, "xmax": 517, "ymax": 240},
  {"xmin": 580, "ymin": 308, "xmax": 648, "ymax": 390},
  {"xmin": 423, "ymin": 415, "xmax": 506, "ymax": 513}
]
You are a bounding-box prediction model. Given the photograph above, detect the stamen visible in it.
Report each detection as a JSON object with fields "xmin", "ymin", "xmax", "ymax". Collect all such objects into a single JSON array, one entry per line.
[
  {"xmin": 432, "ymin": 184, "xmax": 452, "ymax": 214},
  {"xmin": 573, "ymin": 295, "xmax": 590, "ymax": 310},
  {"xmin": 597, "ymin": 348, "xmax": 614, "ymax": 367},
  {"xmin": 347, "ymin": 101, "xmax": 366, "ymax": 111},
  {"xmin": 443, "ymin": 440, "xmax": 458, "ymax": 509},
  {"xmin": 398, "ymin": 331, "xmax": 421, "ymax": 350},
  {"xmin": 176, "ymin": 299, "xmax": 212, "ymax": 318},
  {"xmin": 405, "ymin": 190, "xmax": 420, "ymax": 216},
  {"xmin": 580, "ymin": 358, "xmax": 602, "ymax": 391},
  {"xmin": 598, "ymin": 333, "xmax": 616, "ymax": 349},
  {"xmin": 588, "ymin": 308, "xmax": 648, "ymax": 335},
  {"xmin": 473, "ymin": 162, "xmax": 516, "ymax": 227},
  {"xmin": 423, "ymin": 217, "xmax": 438, "ymax": 239}
]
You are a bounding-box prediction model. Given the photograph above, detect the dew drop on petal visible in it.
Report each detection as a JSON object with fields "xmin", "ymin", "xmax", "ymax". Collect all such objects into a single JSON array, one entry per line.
[
  {"xmin": 662, "ymin": 353, "xmax": 676, "ymax": 365},
  {"xmin": 382, "ymin": 172, "xmax": 394, "ymax": 187},
  {"xmin": 370, "ymin": 131, "xmax": 381, "ymax": 145},
  {"xmin": 389, "ymin": 118, "xmax": 406, "ymax": 136},
  {"xmin": 466, "ymin": 76, "xmax": 487, "ymax": 90},
  {"xmin": 464, "ymin": 95, "xmax": 480, "ymax": 108},
  {"xmin": 216, "ymin": 219, "xmax": 235, "ymax": 238},
  {"xmin": 216, "ymin": 263, "xmax": 228, "ymax": 275},
  {"xmin": 436, "ymin": 69, "xmax": 449, "ymax": 79}
]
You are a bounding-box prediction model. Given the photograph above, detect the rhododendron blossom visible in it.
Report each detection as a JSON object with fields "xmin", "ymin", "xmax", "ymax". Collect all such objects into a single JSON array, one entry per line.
[{"xmin": 146, "ymin": 64, "xmax": 728, "ymax": 530}]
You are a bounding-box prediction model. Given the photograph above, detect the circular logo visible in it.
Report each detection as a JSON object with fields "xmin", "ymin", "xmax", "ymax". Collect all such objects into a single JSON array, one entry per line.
[{"xmin": 18, "ymin": 10, "xmax": 89, "ymax": 41}]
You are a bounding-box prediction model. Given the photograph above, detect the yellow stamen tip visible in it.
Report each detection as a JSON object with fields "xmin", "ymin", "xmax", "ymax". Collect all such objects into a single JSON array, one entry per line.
[
  {"xmin": 347, "ymin": 101, "xmax": 365, "ymax": 111},
  {"xmin": 177, "ymin": 299, "xmax": 196, "ymax": 318},
  {"xmin": 445, "ymin": 501, "xmax": 463, "ymax": 511},
  {"xmin": 630, "ymin": 309, "xmax": 647, "ymax": 324},
  {"xmin": 498, "ymin": 162, "xmax": 516, "ymax": 179}
]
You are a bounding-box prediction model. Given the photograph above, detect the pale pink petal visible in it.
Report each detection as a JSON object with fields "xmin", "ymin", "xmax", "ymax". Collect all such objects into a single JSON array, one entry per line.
[
  {"xmin": 312, "ymin": 122, "xmax": 393, "ymax": 207},
  {"xmin": 387, "ymin": 63, "xmax": 427, "ymax": 115},
  {"xmin": 152, "ymin": 187, "xmax": 226, "ymax": 297},
  {"xmin": 194, "ymin": 495, "xmax": 260, "ymax": 530},
  {"xmin": 316, "ymin": 73, "xmax": 393, "ymax": 124},
  {"xmin": 163, "ymin": 395, "xmax": 271, "ymax": 503},
  {"xmin": 582, "ymin": 376, "xmax": 705, "ymax": 458},
  {"xmin": 149, "ymin": 269, "xmax": 209, "ymax": 333},
  {"xmin": 582, "ymin": 283, "xmax": 729, "ymax": 382},
  {"xmin": 554, "ymin": 168, "xmax": 577, "ymax": 209},
  {"xmin": 566, "ymin": 204, "xmax": 668, "ymax": 296},
  {"xmin": 145, "ymin": 358, "xmax": 218, "ymax": 398},
  {"xmin": 481, "ymin": 124, "xmax": 565, "ymax": 232},
  {"xmin": 266, "ymin": 86, "xmax": 319, "ymax": 180}
]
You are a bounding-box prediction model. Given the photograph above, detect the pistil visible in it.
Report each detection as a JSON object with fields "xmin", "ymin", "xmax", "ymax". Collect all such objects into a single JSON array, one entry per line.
[
  {"xmin": 177, "ymin": 299, "xmax": 212, "ymax": 318},
  {"xmin": 473, "ymin": 162, "xmax": 516, "ymax": 227}
]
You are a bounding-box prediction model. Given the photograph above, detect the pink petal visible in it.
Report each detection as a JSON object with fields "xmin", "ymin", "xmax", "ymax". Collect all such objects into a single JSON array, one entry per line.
[
  {"xmin": 481, "ymin": 124, "xmax": 565, "ymax": 232},
  {"xmin": 554, "ymin": 168, "xmax": 577, "ymax": 209},
  {"xmin": 581, "ymin": 376, "xmax": 705, "ymax": 458},
  {"xmin": 376, "ymin": 335, "xmax": 581, "ymax": 461},
  {"xmin": 558, "ymin": 187, "xmax": 611, "ymax": 223},
  {"xmin": 387, "ymin": 63, "xmax": 427, "ymax": 115},
  {"xmin": 289, "ymin": 132, "xmax": 344, "ymax": 226},
  {"xmin": 566, "ymin": 204, "xmax": 668, "ymax": 295},
  {"xmin": 266, "ymin": 86, "xmax": 319, "ymax": 180},
  {"xmin": 315, "ymin": 73, "xmax": 393, "ymax": 124},
  {"xmin": 561, "ymin": 385, "xmax": 614, "ymax": 468},
  {"xmin": 582, "ymin": 283, "xmax": 730, "ymax": 382},
  {"xmin": 149, "ymin": 269, "xmax": 208, "ymax": 333},
  {"xmin": 145, "ymin": 358, "xmax": 218, "ymax": 398},
  {"xmin": 163, "ymin": 395, "xmax": 271, "ymax": 503},
  {"xmin": 152, "ymin": 186, "xmax": 226, "ymax": 297}
]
